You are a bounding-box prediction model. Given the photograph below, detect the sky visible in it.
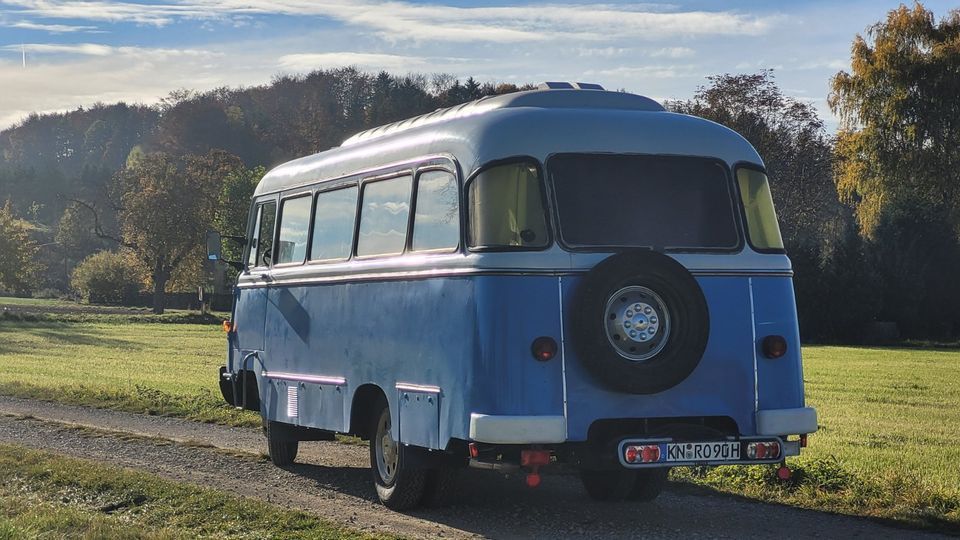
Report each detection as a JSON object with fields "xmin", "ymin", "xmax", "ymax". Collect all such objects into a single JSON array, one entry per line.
[{"xmin": 0, "ymin": 1, "xmax": 956, "ymax": 132}]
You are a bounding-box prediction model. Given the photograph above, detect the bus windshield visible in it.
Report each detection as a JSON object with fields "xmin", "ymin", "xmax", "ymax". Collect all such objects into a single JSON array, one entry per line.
[{"xmin": 549, "ymin": 154, "xmax": 739, "ymax": 250}]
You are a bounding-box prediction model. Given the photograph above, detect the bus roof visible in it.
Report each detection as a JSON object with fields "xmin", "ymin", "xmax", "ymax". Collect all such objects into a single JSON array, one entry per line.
[{"xmin": 254, "ymin": 87, "xmax": 762, "ymax": 197}]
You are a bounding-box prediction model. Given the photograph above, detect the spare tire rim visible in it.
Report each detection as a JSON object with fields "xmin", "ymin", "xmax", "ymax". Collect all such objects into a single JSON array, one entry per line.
[{"xmin": 604, "ymin": 285, "xmax": 671, "ymax": 362}]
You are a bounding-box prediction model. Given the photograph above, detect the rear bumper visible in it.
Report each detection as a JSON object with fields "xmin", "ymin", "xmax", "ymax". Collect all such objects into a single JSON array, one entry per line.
[
  {"xmin": 469, "ymin": 413, "xmax": 566, "ymax": 444},
  {"xmin": 756, "ymin": 407, "xmax": 818, "ymax": 435}
]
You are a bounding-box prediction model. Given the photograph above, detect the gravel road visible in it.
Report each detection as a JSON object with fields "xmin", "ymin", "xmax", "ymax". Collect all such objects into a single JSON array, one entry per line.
[{"xmin": 0, "ymin": 395, "xmax": 944, "ymax": 539}]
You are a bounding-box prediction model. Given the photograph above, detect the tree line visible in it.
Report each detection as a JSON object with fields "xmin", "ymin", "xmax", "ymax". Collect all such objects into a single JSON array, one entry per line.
[{"xmin": 0, "ymin": 3, "xmax": 958, "ymax": 340}]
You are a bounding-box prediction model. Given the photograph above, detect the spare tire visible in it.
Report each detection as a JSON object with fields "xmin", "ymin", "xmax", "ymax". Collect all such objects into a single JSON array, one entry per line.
[{"xmin": 573, "ymin": 250, "xmax": 709, "ymax": 394}]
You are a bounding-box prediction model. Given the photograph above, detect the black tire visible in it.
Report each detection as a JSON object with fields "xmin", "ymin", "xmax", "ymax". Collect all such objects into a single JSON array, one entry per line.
[
  {"xmin": 369, "ymin": 404, "xmax": 427, "ymax": 511},
  {"xmin": 629, "ymin": 468, "xmax": 669, "ymax": 501},
  {"xmin": 580, "ymin": 469, "xmax": 637, "ymax": 501},
  {"xmin": 573, "ymin": 250, "xmax": 709, "ymax": 394},
  {"xmin": 421, "ymin": 467, "xmax": 458, "ymax": 507},
  {"xmin": 263, "ymin": 420, "xmax": 298, "ymax": 466}
]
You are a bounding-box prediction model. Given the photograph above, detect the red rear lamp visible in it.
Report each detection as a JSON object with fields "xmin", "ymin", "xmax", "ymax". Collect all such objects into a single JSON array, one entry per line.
[
  {"xmin": 762, "ymin": 335, "xmax": 787, "ymax": 359},
  {"xmin": 747, "ymin": 441, "xmax": 781, "ymax": 460},
  {"xmin": 641, "ymin": 445, "xmax": 661, "ymax": 463},
  {"xmin": 624, "ymin": 446, "xmax": 639, "ymax": 463},
  {"xmin": 531, "ymin": 337, "xmax": 558, "ymax": 362},
  {"xmin": 521, "ymin": 449, "xmax": 551, "ymax": 467}
]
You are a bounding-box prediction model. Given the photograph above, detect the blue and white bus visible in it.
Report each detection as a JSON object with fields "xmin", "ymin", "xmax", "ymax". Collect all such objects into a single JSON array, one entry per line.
[{"xmin": 211, "ymin": 82, "xmax": 817, "ymax": 510}]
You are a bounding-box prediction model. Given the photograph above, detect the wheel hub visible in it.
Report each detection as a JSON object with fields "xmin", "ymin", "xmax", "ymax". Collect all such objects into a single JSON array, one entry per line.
[
  {"xmin": 604, "ymin": 285, "xmax": 671, "ymax": 361},
  {"xmin": 376, "ymin": 413, "xmax": 399, "ymax": 483}
]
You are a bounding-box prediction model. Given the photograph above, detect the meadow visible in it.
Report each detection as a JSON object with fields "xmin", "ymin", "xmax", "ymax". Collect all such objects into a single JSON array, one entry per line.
[{"xmin": 0, "ymin": 308, "xmax": 957, "ymax": 532}]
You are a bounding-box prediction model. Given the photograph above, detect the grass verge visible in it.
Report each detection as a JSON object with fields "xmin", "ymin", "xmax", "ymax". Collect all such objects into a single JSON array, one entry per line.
[
  {"xmin": 0, "ymin": 320, "xmax": 258, "ymax": 427},
  {"xmin": 0, "ymin": 444, "xmax": 385, "ymax": 539},
  {"xmin": 0, "ymin": 315, "xmax": 958, "ymax": 532}
]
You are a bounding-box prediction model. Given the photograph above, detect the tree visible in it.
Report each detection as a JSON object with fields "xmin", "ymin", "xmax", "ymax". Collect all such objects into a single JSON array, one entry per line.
[
  {"xmin": 829, "ymin": 3, "xmax": 960, "ymax": 237},
  {"xmin": 667, "ymin": 73, "xmax": 872, "ymax": 339},
  {"xmin": 70, "ymin": 250, "xmax": 146, "ymax": 304},
  {"xmin": 81, "ymin": 152, "xmax": 224, "ymax": 313},
  {"xmin": 0, "ymin": 201, "xmax": 37, "ymax": 293}
]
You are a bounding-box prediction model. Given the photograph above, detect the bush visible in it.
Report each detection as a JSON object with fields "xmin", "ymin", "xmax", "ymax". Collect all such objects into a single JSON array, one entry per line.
[{"xmin": 70, "ymin": 251, "xmax": 146, "ymax": 305}]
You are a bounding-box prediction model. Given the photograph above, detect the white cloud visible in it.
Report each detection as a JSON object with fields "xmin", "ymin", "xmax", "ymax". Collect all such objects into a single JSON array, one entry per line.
[
  {"xmin": 650, "ymin": 46, "xmax": 695, "ymax": 58},
  {"xmin": 6, "ymin": 42, "xmax": 222, "ymax": 59},
  {"xmin": 587, "ymin": 64, "xmax": 700, "ymax": 80},
  {"xmin": 7, "ymin": 20, "xmax": 102, "ymax": 32},
  {"xmin": 3, "ymin": 1, "xmax": 778, "ymax": 42},
  {"xmin": 0, "ymin": 44, "xmax": 255, "ymax": 129},
  {"xmin": 279, "ymin": 52, "xmax": 420, "ymax": 72}
]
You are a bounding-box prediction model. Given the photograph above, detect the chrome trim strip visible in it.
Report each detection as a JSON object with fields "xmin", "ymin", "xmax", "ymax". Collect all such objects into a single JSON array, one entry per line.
[
  {"xmin": 261, "ymin": 371, "xmax": 346, "ymax": 385},
  {"xmin": 236, "ymin": 267, "xmax": 793, "ymax": 288},
  {"xmin": 395, "ymin": 382, "xmax": 441, "ymax": 393},
  {"xmin": 748, "ymin": 277, "xmax": 759, "ymax": 413},
  {"xmin": 557, "ymin": 276, "xmax": 569, "ymax": 437}
]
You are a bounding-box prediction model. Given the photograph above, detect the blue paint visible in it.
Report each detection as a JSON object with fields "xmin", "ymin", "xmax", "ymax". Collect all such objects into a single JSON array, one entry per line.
[{"xmin": 220, "ymin": 88, "xmax": 814, "ymax": 457}]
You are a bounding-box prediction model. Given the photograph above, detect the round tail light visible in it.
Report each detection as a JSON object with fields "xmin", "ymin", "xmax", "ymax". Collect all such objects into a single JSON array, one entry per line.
[
  {"xmin": 531, "ymin": 337, "xmax": 558, "ymax": 361},
  {"xmin": 762, "ymin": 335, "xmax": 787, "ymax": 359}
]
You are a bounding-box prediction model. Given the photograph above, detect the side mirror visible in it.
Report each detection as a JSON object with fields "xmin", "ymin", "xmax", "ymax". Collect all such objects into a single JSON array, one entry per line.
[{"xmin": 206, "ymin": 231, "xmax": 222, "ymax": 261}]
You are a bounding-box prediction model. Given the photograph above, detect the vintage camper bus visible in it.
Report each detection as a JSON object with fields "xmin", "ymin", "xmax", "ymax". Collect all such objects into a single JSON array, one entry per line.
[{"xmin": 211, "ymin": 82, "xmax": 817, "ymax": 510}]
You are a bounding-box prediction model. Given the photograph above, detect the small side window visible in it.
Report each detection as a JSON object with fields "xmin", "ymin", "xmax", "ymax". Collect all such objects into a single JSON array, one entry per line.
[
  {"xmin": 412, "ymin": 170, "xmax": 460, "ymax": 252},
  {"xmin": 247, "ymin": 200, "xmax": 277, "ymax": 268},
  {"xmin": 310, "ymin": 186, "xmax": 358, "ymax": 261},
  {"xmin": 357, "ymin": 175, "xmax": 412, "ymax": 257},
  {"xmin": 737, "ymin": 168, "xmax": 784, "ymax": 251},
  {"xmin": 468, "ymin": 162, "xmax": 548, "ymax": 249},
  {"xmin": 275, "ymin": 195, "xmax": 312, "ymax": 265}
]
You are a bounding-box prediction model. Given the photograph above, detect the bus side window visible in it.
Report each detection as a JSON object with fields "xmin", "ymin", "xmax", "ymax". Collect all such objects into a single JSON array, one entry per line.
[
  {"xmin": 275, "ymin": 195, "xmax": 312, "ymax": 265},
  {"xmin": 247, "ymin": 201, "xmax": 277, "ymax": 268},
  {"xmin": 311, "ymin": 186, "xmax": 358, "ymax": 262},
  {"xmin": 357, "ymin": 175, "xmax": 412, "ymax": 257},
  {"xmin": 468, "ymin": 162, "xmax": 548, "ymax": 249},
  {"xmin": 412, "ymin": 170, "xmax": 460, "ymax": 252}
]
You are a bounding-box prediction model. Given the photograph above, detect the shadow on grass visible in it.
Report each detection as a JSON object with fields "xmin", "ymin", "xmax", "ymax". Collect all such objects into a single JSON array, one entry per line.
[{"xmin": 0, "ymin": 322, "xmax": 140, "ymax": 354}]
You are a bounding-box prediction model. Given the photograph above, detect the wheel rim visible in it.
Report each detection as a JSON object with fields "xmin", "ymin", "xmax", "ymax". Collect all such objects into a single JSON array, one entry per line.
[
  {"xmin": 375, "ymin": 411, "xmax": 399, "ymax": 484},
  {"xmin": 604, "ymin": 285, "xmax": 671, "ymax": 361}
]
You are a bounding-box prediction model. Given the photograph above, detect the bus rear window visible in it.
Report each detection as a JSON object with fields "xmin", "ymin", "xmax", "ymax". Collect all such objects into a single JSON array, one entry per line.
[
  {"xmin": 468, "ymin": 162, "xmax": 548, "ymax": 250},
  {"xmin": 736, "ymin": 167, "xmax": 784, "ymax": 251},
  {"xmin": 549, "ymin": 154, "xmax": 739, "ymax": 250}
]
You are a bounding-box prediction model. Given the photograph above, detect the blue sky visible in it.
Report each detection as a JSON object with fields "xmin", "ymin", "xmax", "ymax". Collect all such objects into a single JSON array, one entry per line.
[{"xmin": 0, "ymin": 1, "xmax": 956, "ymax": 131}]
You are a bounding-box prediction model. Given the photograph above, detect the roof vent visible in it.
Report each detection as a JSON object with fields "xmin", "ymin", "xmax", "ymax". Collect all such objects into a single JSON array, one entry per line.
[{"xmin": 538, "ymin": 81, "xmax": 605, "ymax": 91}]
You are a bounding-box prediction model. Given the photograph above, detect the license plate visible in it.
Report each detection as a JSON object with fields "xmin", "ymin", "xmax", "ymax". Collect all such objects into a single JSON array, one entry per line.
[{"xmin": 664, "ymin": 441, "xmax": 740, "ymax": 462}]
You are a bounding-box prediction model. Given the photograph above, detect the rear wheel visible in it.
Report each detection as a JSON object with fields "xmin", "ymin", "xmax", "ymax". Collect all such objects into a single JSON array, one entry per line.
[
  {"xmin": 263, "ymin": 420, "xmax": 298, "ymax": 466},
  {"xmin": 580, "ymin": 468, "xmax": 637, "ymax": 501},
  {"xmin": 422, "ymin": 467, "xmax": 458, "ymax": 507},
  {"xmin": 370, "ymin": 404, "xmax": 427, "ymax": 510},
  {"xmin": 629, "ymin": 468, "xmax": 669, "ymax": 501}
]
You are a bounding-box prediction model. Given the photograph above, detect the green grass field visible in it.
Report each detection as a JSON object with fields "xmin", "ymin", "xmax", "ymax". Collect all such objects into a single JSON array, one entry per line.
[
  {"xmin": 0, "ymin": 444, "xmax": 380, "ymax": 539},
  {"xmin": 0, "ymin": 319, "xmax": 255, "ymax": 425},
  {"xmin": 0, "ymin": 310, "xmax": 957, "ymax": 532}
]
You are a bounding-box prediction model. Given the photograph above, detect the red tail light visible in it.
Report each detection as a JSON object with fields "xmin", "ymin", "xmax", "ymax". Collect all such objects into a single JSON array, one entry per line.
[
  {"xmin": 521, "ymin": 449, "xmax": 551, "ymax": 467},
  {"xmin": 531, "ymin": 337, "xmax": 558, "ymax": 361},
  {"xmin": 762, "ymin": 335, "xmax": 787, "ymax": 358},
  {"xmin": 746, "ymin": 441, "xmax": 781, "ymax": 460},
  {"xmin": 623, "ymin": 444, "xmax": 661, "ymax": 464}
]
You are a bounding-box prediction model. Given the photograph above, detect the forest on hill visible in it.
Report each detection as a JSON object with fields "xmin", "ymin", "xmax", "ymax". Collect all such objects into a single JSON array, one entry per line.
[{"xmin": 1, "ymin": 4, "xmax": 958, "ymax": 342}]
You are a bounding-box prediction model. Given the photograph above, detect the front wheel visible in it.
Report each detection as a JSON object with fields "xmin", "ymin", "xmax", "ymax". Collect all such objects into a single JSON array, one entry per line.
[{"xmin": 370, "ymin": 404, "xmax": 427, "ymax": 510}]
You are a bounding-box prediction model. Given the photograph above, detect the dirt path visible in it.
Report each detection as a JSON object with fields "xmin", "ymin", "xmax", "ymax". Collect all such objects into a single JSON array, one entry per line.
[{"xmin": 0, "ymin": 395, "xmax": 946, "ymax": 539}]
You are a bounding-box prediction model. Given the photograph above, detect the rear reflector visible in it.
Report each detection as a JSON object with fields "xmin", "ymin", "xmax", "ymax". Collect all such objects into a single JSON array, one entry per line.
[
  {"xmin": 762, "ymin": 335, "xmax": 787, "ymax": 358},
  {"xmin": 623, "ymin": 444, "xmax": 661, "ymax": 464},
  {"xmin": 746, "ymin": 441, "xmax": 781, "ymax": 460},
  {"xmin": 521, "ymin": 449, "xmax": 551, "ymax": 467},
  {"xmin": 531, "ymin": 336, "xmax": 558, "ymax": 361}
]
